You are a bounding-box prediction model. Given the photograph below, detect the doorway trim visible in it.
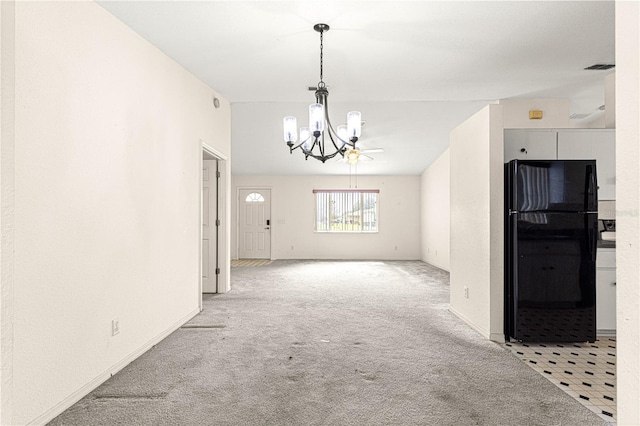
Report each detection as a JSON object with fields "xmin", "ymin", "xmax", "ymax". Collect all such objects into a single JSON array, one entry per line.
[
  {"xmin": 235, "ymin": 186, "xmax": 273, "ymax": 260},
  {"xmin": 200, "ymin": 141, "xmax": 229, "ymax": 311}
]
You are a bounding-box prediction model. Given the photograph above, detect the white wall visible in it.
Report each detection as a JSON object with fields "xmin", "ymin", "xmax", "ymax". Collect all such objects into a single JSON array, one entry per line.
[
  {"xmin": 605, "ymin": 72, "xmax": 616, "ymax": 129},
  {"xmin": 500, "ymin": 98, "xmax": 570, "ymax": 129},
  {"xmin": 420, "ymin": 149, "xmax": 450, "ymax": 271},
  {"xmin": 0, "ymin": 2, "xmax": 16, "ymax": 422},
  {"xmin": 449, "ymin": 105, "xmax": 504, "ymax": 341},
  {"xmin": 1, "ymin": 2, "xmax": 231, "ymax": 424},
  {"xmin": 615, "ymin": 3, "xmax": 640, "ymax": 424},
  {"xmin": 231, "ymin": 175, "xmax": 421, "ymax": 260},
  {"xmin": 500, "ymin": 94, "xmax": 614, "ymax": 130}
]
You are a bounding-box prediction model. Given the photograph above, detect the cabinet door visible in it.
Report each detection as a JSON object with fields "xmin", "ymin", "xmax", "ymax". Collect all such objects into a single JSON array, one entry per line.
[
  {"xmin": 504, "ymin": 130, "xmax": 557, "ymax": 162},
  {"xmin": 557, "ymin": 130, "xmax": 616, "ymax": 200},
  {"xmin": 596, "ymin": 268, "xmax": 616, "ymax": 331}
]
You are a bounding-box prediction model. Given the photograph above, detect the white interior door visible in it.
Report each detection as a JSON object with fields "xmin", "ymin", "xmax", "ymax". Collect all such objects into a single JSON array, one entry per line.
[
  {"xmin": 202, "ymin": 160, "xmax": 218, "ymax": 293},
  {"xmin": 238, "ymin": 189, "xmax": 271, "ymax": 259}
]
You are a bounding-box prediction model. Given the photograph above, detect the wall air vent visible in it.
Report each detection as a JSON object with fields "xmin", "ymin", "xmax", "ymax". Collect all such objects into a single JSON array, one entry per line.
[{"xmin": 584, "ymin": 64, "xmax": 615, "ymax": 70}]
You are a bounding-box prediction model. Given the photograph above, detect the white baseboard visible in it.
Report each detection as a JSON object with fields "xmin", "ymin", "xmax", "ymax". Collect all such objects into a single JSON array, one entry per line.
[
  {"xmin": 490, "ymin": 332, "xmax": 506, "ymax": 343},
  {"xmin": 28, "ymin": 308, "xmax": 200, "ymax": 426},
  {"xmin": 422, "ymin": 260, "xmax": 450, "ymax": 273},
  {"xmin": 449, "ymin": 306, "xmax": 490, "ymax": 340}
]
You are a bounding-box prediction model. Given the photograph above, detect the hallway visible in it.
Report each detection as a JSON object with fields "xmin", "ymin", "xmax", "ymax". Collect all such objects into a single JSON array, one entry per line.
[{"xmin": 50, "ymin": 261, "xmax": 604, "ymax": 425}]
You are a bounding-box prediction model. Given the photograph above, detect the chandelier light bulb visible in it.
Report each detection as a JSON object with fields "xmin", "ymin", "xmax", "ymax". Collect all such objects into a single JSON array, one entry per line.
[
  {"xmin": 309, "ymin": 103, "xmax": 325, "ymax": 136},
  {"xmin": 347, "ymin": 111, "xmax": 362, "ymax": 140},
  {"xmin": 337, "ymin": 125, "xmax": 348, "ymax": 147},
  {"xmin": 300, "ymin": 127, "xmax": 311, "ymax": 144},
  {"xmin": 303, "ymin": 137, "xmax": 314, "ymax": 152},
  {"xmin": 283, "ymin": 116, "xmax": 297, "ymax": 143}
]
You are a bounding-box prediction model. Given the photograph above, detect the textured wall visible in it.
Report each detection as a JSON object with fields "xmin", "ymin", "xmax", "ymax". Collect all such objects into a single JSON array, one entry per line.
[
  {"xmin": 2, "ymin": 2, "xmax": 230, "ymax": 424},
  {"xmin": 420, "ymin": 149, "xmax": 450, "ymax": 271},
  {"xmin": 500, "ymin": 98, "xmax": 570, "ymax": 129},
  {"xmin": 449, "ymin": 105, "xmax": 492, "ymax": 338},
  {"xmin": 615, "ymin": 2, "xmax": 640, "ymax": 424},
  {"xmin": 449, "ymin": 105, "xmax": 504, "ymax": 341},
  {"xmin": 231, "ymin": 175, "xmax": 421, "ymax": 261}
]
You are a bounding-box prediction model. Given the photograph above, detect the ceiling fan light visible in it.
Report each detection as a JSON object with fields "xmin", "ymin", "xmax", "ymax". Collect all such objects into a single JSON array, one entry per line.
[
  {"xmin": 347, "ymin": 111, "xmax": 361, "ymax": 139},
  {"xmin": 309, "ymin": 103, "xmax": 325, "ymax": 135},
  {"xmin": 347, "ymin": 148, "xmax": 360, "ymax": 164},
  {"xmin": 283, "ymin": 116, "xmax": 297, "ymax": 143}
]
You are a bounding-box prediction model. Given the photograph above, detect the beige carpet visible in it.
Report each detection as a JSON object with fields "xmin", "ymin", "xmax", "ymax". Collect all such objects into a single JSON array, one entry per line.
[{"xmin": 49, "ymin": 260, "xmax": 605, "ymax": 426}]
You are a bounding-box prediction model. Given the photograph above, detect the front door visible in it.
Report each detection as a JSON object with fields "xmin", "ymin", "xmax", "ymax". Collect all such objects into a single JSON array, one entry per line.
[{"xmin": 238, "ymin": 189, "xmax": 271, "ymax": 259}]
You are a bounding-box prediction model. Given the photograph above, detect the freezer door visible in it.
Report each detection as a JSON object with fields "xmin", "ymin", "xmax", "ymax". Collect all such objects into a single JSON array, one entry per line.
[
  {"xmin": 512, "ymin": 160, "xmax": 598, "ymax": 213},
  {"xmin": 510, "ymin": 212, "xmax": 597, "ymax": 342}
]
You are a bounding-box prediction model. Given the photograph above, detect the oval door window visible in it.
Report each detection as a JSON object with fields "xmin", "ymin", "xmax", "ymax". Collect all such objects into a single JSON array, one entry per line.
[{"xmin": 245, "ymin": 192, "xmax": 265, "ymax": 203}]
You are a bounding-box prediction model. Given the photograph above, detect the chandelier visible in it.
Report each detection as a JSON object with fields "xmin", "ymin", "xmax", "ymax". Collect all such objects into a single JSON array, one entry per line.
[{"xmin": 283, "ymin": 23, "xmax": 362, "ymax": 163}]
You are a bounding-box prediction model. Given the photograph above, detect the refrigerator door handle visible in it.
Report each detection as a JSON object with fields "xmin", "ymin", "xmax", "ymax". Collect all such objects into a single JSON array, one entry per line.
[
  {"xmin": 589, "ymin": 221, "xmax": 597, "ymax": 262},
  {"xmin": 587, "ymin": 166, "xmax": 598, "ymax": 211}
]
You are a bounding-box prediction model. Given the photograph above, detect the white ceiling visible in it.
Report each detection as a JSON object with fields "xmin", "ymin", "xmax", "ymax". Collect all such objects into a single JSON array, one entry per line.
[{"xmin": 97, "ymin": 1, "xmax": 615, "ymax": 176}]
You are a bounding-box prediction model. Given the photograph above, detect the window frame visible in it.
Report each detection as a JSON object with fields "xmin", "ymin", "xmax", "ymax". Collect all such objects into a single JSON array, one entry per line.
[
  {"xmin": 244, "ymin": 192, "xmax": 265, "ymax": 203},
  {"xmin": 313, "ymin": 189, "xmax": 380, "ymax": 233}
]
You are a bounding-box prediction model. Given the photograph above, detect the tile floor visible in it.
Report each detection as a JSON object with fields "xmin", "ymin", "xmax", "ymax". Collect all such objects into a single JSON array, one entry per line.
[
  {"xmin": 505, "ymin": 337, "xmax": 617, "ymax": 425},
  {"xmin": 231, "ymin": 259, "xmax": 273, "ymax": 267}
]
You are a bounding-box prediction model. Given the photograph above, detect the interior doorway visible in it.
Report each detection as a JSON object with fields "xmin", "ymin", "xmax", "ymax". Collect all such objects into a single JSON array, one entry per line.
[
  {"xmin": 200, "ymin": 142, "xmax": 229, "ymax": 306},
  {"xmin": 202, "ymin": 157, "xmax": 218, "ymax": 293},
  {"xmin": 238, "ymin": 188, "xmax": 272, "ymax": 259}
]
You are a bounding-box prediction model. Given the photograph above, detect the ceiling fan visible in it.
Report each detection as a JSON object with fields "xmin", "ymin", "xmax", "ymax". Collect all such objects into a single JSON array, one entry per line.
[{"xmin": 338, "ymin": 147, "xmax": 385, "ymax": 165}]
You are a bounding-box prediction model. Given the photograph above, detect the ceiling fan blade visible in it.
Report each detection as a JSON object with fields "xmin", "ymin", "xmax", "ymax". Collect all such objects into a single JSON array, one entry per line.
[{"xmin": 360, "ymin": 148, "xmax": 384, "ymax": 154}]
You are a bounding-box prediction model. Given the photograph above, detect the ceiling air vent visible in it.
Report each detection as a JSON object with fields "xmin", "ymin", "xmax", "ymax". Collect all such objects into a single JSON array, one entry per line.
[{"xmin": 584, "ymin": 64, "xmax": 615, "ymax": 70}]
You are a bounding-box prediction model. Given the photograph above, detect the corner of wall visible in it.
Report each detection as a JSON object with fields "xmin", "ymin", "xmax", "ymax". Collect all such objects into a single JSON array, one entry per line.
[
  {"xmin": 449, "ymin": 103, "xmax": 506, "ymax": 342},
  {"xmin": 489, "ymin": 104, "xmax": 505, "ymax": 340},
  {"xmin": 615, "ymin": 2, "xmax": 640, "ymax": 424},
  {"xmin": 449, "ymin": 105, "xmax": 492, "ymax": 335},
  {"xmin": 604, "ymin": 72, "xmax": 615, "ymax": 128},
  {"xmin": 1, "ymin": 1, "xmax": 16, "ymax": 423},
  {"xmin": 420, "ymin": 148, "xmax": 450, "ymax": 271}
]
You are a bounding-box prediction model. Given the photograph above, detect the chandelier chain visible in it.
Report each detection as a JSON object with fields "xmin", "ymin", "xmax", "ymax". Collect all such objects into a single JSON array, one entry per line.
[{"xmin": 319, "ymin": 29, "xmax": 324, "ymax": 85}]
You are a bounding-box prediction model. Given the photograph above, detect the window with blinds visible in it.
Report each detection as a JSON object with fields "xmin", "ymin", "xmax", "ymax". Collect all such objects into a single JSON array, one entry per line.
[{"xmin": 313, "ymin": 190, "xmax": 379, "ymax": 232}]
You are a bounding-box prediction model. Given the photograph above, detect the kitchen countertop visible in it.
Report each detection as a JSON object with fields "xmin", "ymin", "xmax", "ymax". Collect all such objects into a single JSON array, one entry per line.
[{"xmin": 598, "ymin": 240, "xmax": 616, "ymax": 249}]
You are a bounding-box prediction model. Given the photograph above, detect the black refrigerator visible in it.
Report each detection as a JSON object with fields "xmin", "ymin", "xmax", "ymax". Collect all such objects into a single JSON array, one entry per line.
[{"xmin": 504, "ymin": 160, "xmax": 597, "ymax": 342}]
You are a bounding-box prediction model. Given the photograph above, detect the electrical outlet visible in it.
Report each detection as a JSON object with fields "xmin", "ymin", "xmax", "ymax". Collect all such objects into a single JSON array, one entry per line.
[
  {"xmin": 394, "ymin": 245, "xmax": 398, "ymax": 251},
  {"xmin": 464, "ymin": 287, "xmax": 469, "ymax": 298},
  {"xmin": 112, "ymin": 319, "xmax": 120, "ymax": 336}
]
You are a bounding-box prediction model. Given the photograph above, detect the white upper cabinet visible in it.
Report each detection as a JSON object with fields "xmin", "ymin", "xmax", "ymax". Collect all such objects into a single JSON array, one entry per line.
[
  {"xmin": 504, "ymin": 129, "xmax": 616, "ymax": 200},
  {"xmin": 557, "ymin": 130, "xmax": 616, "ymax": 200},
  {"xmin": 504, "ymin": 130, "xmax": 557, "ymax": 161}
]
